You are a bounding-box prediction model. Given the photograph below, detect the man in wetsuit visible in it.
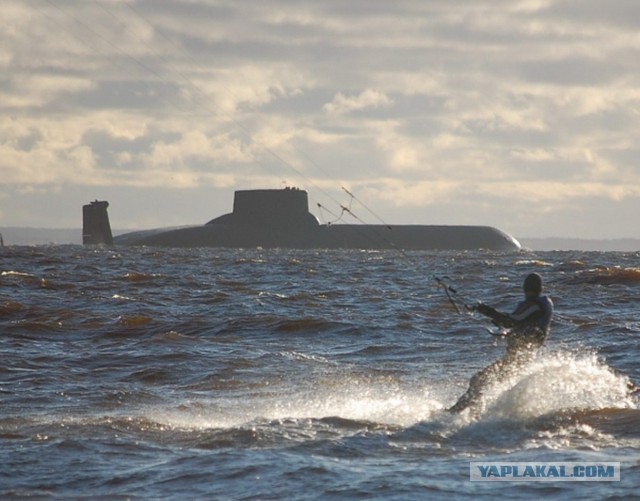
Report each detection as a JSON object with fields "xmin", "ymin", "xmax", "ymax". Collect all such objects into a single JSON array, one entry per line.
[{"xmin": 448, "ymin": 273, "xmax": 553, "ymax": 413}]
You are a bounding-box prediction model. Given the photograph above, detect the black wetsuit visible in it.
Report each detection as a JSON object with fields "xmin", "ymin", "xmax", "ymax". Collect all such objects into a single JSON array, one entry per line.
[{"xmin": 448, "ymin": 295, "xmax": 553, "ymax": 413}]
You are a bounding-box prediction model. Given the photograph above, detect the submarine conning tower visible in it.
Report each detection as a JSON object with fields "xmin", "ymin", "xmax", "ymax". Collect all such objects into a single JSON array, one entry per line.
[{"xmin": 206, "ymin": 188, "xmax": 319, "ymax": 229}]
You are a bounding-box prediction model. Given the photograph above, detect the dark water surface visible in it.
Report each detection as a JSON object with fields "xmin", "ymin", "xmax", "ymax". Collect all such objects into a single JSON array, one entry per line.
[{"xmin": 1, "ymin": 246, "xmax": 639, "ymax": 499}]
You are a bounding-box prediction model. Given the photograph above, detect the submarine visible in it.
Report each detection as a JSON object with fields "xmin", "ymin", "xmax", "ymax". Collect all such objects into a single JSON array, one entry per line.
[{"xmin": 83, "ymin": 188, "xmax": 521, "ymax": 251}]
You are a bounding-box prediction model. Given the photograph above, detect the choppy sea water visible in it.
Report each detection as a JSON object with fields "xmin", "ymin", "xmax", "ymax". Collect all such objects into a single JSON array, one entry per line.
[{"xmin": 1, "ymin": 246, "xmax": 639, "ymax": 499}]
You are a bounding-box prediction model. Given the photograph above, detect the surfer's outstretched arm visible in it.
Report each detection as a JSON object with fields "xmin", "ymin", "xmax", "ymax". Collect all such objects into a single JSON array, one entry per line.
[{"xmin": 475, "ymin": 303, "xmax": 515, "ymax": 328}]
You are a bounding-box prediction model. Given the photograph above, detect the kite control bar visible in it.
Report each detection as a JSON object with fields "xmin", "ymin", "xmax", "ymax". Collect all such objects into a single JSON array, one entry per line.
[{"xmin": 434, "ymin": 276, "xmax": 475, "ymax": 314}]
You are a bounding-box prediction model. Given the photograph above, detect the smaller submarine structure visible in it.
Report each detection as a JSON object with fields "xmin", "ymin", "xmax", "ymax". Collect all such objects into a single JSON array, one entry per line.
[
  {"xmin": 82, "ymin": 200, "xmax": 113, "ymax": 245},
  {"xmin": 84, "ymin": 188, "xmax": 520, "ymax": 251}
]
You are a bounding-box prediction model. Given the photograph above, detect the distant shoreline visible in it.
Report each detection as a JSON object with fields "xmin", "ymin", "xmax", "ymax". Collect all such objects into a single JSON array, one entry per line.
[{"xmin": 1, "ymin": 227, "xmax": 638, "ymax": 251}]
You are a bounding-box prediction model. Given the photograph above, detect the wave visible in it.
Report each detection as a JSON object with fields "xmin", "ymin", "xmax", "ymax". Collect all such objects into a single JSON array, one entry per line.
[
  {"xmin": 123, "ymin": 272, "xmax": 165, "ymax": 282},
  {"xmin": 212, "ymin": 314, "xmax": 359, "ymax": 337},
  {"xmin": 569, "ymin": 266, "xmax": 640, "ymax": 285}
]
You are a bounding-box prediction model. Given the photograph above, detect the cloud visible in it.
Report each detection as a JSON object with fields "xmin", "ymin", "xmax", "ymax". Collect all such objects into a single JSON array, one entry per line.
[
  {"xmin": 324, "ymin": 89, "xmax": 392, "ymax": 116},
  {"xmin": 2, "ymin": 74, "xmax": 95, "ymax": 109}
]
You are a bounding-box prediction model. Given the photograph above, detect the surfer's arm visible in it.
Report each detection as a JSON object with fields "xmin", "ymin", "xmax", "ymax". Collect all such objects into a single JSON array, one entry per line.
[{"xmin": 475, "ymin": 303, "xmax": 515, "ymax": 328}]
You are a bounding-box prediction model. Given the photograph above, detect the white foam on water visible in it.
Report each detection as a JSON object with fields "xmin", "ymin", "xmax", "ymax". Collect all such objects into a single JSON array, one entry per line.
[
  {"xmin": 484, "ymin": 350, "xmax": 635, "ymax": 420},
  {"xmin": 264, "ymin": 382, "xmax": 445, "ymax": 427},
  {"xmin": 144, "ymin": 378, "xmax": 446, "ymax": 431}
]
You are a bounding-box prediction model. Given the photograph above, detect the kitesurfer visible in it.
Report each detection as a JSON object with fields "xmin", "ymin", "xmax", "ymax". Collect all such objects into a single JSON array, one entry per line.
[{"xmin": 448, "ymin": 273, "xmax": 553, "ymax": 413}]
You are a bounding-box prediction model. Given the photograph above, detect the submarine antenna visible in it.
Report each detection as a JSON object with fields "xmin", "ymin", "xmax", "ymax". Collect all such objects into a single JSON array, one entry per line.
[
  {"xmin": 341, "ymin": 187, "xmax": 393, "ymax": 231},
  {"xmin": 317, "ymin": 203, "xmax": 347, "ymax": 226}
]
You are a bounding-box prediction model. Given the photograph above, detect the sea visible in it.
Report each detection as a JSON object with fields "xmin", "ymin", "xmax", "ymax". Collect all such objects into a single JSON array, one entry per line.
[{"xmin": 1, "ymin": 245, "xmax": 639, "ymax": 499}]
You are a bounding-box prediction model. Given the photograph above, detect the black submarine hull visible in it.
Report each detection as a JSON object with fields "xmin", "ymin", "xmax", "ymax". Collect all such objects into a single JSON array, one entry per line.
[
  {"xmin": 106, "ymin": 189, "xmax": 520, "ymax": 251},
  {"xmin": 118, "ymin": 222, "xmax": 519, "ymax": 251}
]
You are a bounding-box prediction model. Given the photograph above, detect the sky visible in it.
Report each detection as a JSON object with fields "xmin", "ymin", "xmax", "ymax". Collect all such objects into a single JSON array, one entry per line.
[{"xmin": 2, "ymin": 0, "xmax": 640, "ymax": 239}]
